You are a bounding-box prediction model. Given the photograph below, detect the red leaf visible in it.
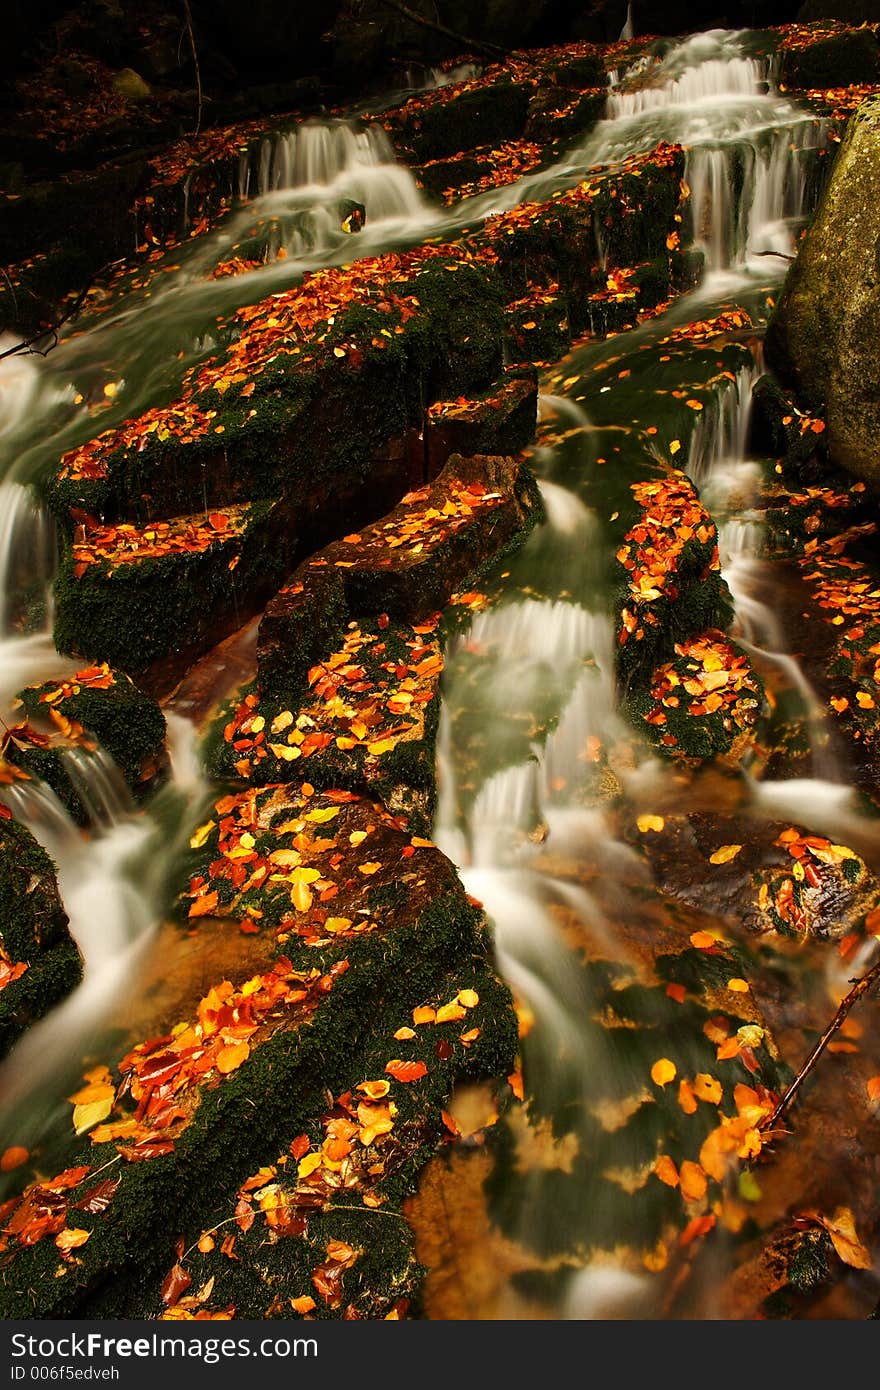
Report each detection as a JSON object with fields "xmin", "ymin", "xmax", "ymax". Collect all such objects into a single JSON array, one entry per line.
[{"xmin": 161, "ymin": 1262, "xmax": 192, "ymax": 1306}]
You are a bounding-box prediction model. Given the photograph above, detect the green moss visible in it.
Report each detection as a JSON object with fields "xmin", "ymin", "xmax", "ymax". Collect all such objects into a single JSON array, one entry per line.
[
  {"xmin": 14, "ymin": 672, "xmax": 166, "ymax": 801},
  {"xmin": 391, "ymin": 81, "xmax": 533, "ymax": 163},
  {"xmin": 0, "ymin": 818, "xmax": 82, "ymax": 1057},
  {"xmin": 52, "ymin": 500, "xmax": 287, "ymax": 675},
  {"xmin": 0, "ymin": 876, "xmax": 515, "ymax": 1317}
]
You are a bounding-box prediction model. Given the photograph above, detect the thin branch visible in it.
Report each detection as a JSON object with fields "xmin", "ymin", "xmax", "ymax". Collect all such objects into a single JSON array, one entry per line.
[
  {"xmin": 762, "ymin": 954, "xmax": 880, "ymax": 1134},
  {"xmin": 182, "ymin": 0, "xmax": 203, "ymax": 138},
  {"xmin": 0, "ymin": 275, "xmax": 100, "ymax": 363},
  {"xmin": 376, "ymin": 0, "xmax": 507, "ymax": 62}
]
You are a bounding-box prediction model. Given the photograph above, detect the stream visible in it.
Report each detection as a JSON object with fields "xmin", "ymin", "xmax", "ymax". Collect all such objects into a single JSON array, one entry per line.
[{"xmin": 0, "ymin": 27, "xmax": 876, "ymax": 1318}]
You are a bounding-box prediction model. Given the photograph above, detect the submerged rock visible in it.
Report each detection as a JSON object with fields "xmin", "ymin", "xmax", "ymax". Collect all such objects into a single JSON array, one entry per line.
[{"xmin": 765, "ymin": 94, "xmax": 880, "ymax": 489}]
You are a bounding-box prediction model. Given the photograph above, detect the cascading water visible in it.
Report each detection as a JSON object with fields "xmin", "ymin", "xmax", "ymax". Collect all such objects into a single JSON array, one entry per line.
[
  {"xmin": 0, "ymin": 24, "xmax": 871, "ymax": 1318},
  {"xmin": 427, "ymin": 31, "xmax": 874, "ymax": 1317}
]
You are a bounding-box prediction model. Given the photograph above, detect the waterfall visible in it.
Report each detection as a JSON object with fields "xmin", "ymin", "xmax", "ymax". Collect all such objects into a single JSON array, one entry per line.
[
  {"xmin": 233, "ymin": 119, "xmax": 427, "ymax": 250},
  {"xmin": 686, "ymin": 358, "xmax": 842, "ymax": 779},
  {"xmin": 0, "ymin": 715, "xmax": 207, "ymax": 1125}
]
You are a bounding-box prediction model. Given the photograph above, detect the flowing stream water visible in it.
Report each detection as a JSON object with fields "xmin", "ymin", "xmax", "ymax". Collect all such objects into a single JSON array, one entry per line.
[{"xmin": 0, "ymin": 27, "xmax": 874, "ymax": 1315}]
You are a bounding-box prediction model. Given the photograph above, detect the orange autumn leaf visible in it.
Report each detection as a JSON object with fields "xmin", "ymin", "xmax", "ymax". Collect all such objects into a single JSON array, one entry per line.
[
  {"xmin": 654, "ymin": 1154, "xmax": 679, "ymax": 1188},
  {"xmin": 0, "ymin": 1146, "xmax": 29, "ymax": 1171},
  {"xmin": 678, "ymin": 1078, "xmax": 698, "ymax": 1115},
  {"xmin": 679, "ymin": 1160, "xmax": 708, "ymax": 1202},
  {"xmin": 867, "ymin": 1076, "xmax": 880, "ymax": 1103},
  {"xmin": 651, "ymin": 1058, "xmax": 676, "ymax": 1087},
  {"xmin": 385, "ymin": 1059, "xmax": 428, "ymax": 1083},
  {"xmin": 801, "ymin": 1207, "xmax": 872, "ymax": 1270},
  {"xmin": 216, "ymin": 1042, "xmax": 250, "ymax": 1075},
  {"xmin": 189, "ymin": 891, "xmax": 219, "ymax": 918}
]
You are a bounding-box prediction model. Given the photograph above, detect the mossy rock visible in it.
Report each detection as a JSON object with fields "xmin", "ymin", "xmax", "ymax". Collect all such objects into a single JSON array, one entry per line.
[
  {"xmin": 258, "ymin": 452, "xmax": 544, "ymax": 702},
  {"xmin": 779, "ymin": 26, "xmax": 880, "ymax": 89},
  {"xmin": 425, "ymin": 369, "xmax": 539, "ymax": 464},
  {"xmin": 0, "ymin": 785, "xmax": 515, "ymax": 1317},
  {"xmin": 764, "ymin": 94, "xmax": 880, "ymax": 488},
  {"xmin": 53, "ymin": 499, "xmax": 289, "ymax": 676},
  {"xmin": 0, "ymin": 816, "xmax": 82, "ymax": 1058},
  {"xmin": 14, "ymin": 668, "xmax": 166, "ymax": 799},
  {"xmin": 128, "ymin": 961, "xmax": 514, "ymax": 1319},
  {"xmin": 387, "ymin": 80, "xmax": 533, "ymax": 162}
]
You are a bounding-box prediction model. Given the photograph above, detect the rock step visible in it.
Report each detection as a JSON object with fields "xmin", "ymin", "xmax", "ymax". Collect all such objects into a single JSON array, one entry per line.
[
  {"xmin": 257, "ymin": 451, "xmax": 543, "ymax": 699},
  {"xmin": 0, "ymin": 784, "xmax": 515, "ymax": 1318},
  {"xmin": 0, "ymin": 815, "xmax": 82, "ymax": 1059},
  {"xmin": 139, "ymin": 962, "xmax": 511, "ymax": 1320},
  {"xmin": 205, "ymin": 617, "xmax": 442, "ymax": 835},
  {"xmin": 6, "ymin": 664, "xmax": 166, "ymax": 822},
  {"xmin": 53, "ymin": 500, "xmax": 291, "ymax": 678}
]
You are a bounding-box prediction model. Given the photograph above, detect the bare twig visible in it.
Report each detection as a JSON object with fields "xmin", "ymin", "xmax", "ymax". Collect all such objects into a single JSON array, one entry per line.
[
  {"xmin": 182, "ymin": 0, "xmax": 203, "ymax": 137},
  {"xmin": 377, "ymin": 0, "xmax": 507, "ymax": 62},
  {"xmin": 0, "ymin": 275, "xmax": 99, "ymax": 363},
  {"xmin": 762, "ymin": 954, "xmax": 880, "ymax": 1133}
]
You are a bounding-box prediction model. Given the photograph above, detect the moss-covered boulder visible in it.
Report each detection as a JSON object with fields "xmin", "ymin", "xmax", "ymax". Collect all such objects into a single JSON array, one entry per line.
[
  {"xmin": 8, "ymin": 665, "xmax": 166, "ymax": 820},
  {"xmin": 136, "ymin": 964, "xmax": 512, "ymax": 1319},
  {"xmin": 258, "ymin": 452, "xmax": 543, "ymax": 700},
  {"xmin": 207, "ymin": 617, "xmax": 443, "ymax": 833},
  {"xmin": 0, "ymin": 813, "xmax": 81, "ymax": 1057},
  {"xmin": 765, "ymin": 94, "xmax": 880, "ymax": 488},
  {"xmin": 53, "ymin": 500, "xmax": 289, "ymax": 676},
  {"xmin": 778, "ymin": 23, "xmax": 880, "ymax": 90},
  {"xmin": 0, "ymin": 785, "xmax": 516, "ymax": 1317},
  {"xmin": 383, "ymin": 79, "xmax": 534, "ymax": 163}
]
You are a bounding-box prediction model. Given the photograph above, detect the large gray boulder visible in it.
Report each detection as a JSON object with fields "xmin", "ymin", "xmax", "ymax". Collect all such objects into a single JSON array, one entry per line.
[{"xmin": 765, "ymin": 95, "xmax": 880, "ymax": 488}]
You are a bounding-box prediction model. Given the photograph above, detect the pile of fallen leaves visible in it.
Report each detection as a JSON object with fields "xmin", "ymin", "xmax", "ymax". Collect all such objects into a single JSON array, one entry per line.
[
  {"xmin": 754, "ymin": 827, "xmax": 863, "ymax": 937},
  {"xmin": 57, "ymin": 245, "xmax": 461, "ymax": 484},
  {"xmin": 617, "ymin": 474, "xmax": 720, "ymax": 649},
  {"xmin": 0, "ymin": 959, "xmax": 344, "ymax": 1261},
  {"xmin": 657, "ymin": 307, "xmax": 752, "ymax": 347},
  {"xmin": 221, "ymin": 618, "xmax": 441, "ymax": 784},
  {"xmin": 426, "ymin": 141, "xmax": 544, "ymax": 204},
  {"xmin": 184, "ymin": 784, "xmax": 435, "ymax": 942},
  {"xmin": 69, "ymin": 506, "xmax": 251, "ymax": 575},
  {"xmin": 643, "ymin": 631, "xmax": 762, "ymax": 755}
]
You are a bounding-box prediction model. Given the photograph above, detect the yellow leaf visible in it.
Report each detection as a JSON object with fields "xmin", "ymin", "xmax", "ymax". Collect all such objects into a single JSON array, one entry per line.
[
  {"xmin": 291, "ymin": 879, "xmax": 313, "ymax": 913},
  {"xmin": 189, "ymin": 820, "xmax": 215, "ymax": 849},
  {"xmin": 297, "ymin": 1152, "xmax": 323, "ymax": 1179},
  {"xmin": 709, "ymin": 844, "xmax": 742, "ymax": 865},
  {"xmin": 367, "ymin": 738, "xmax": 396, "ymax": 756},
  {"xmin": 55, "ymin": 1228, "xmax": 91, "ymax": 1252},
  {"xmin": 68, "ymin": 1080, "xmax": 115, "ymax": 1107},
  {"xmin": 670, "ymin": 439, "xmax": 681, "ymax": 455},
  {"xmin": 457, "ymin": 989, "xmax": 479, "ymax": 1008},
  {"xmin": 358, "ymin": 862, "xmax": 382, "ymax": 875},
  {"xmin": 651, "ymin": 1058, "xmax": 676, "ymax": 1087},
  {"xmin": 216, "ymin": 1042, "xmax": 250, "ymax": 1074},
  {"xmin": 692, "ymin": 1073, "xmax": 723, "ymax": 1105},
  {"xmin": 305, "ymin": 806, "xmax": 340, "ymax": 824},
  {"xmin": 72, "ymin": 1097, "xmax": 113, "ymax": 1135},
  {"xmin": 269, "ymin": 742, "xmax": 301, "ymax": 761},
  {"xmin": 270, "ymin": 710, "xmax": 294, "ymax": 734},
  {"xmin": 435, "ymin": 1001, "xmax": 467, "ymax": 1024},
  {"xmin": 727, "ymin": 978, "xmax": 749, "ymax": 993},
  {"xmin": 808, "ymin": 1207, "xmax": 872, "ymax": 1270},
  {"xmin": 637, "ymin": 814, "xmax": 665, "ymax": 833}
]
